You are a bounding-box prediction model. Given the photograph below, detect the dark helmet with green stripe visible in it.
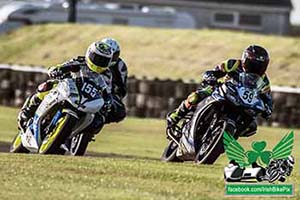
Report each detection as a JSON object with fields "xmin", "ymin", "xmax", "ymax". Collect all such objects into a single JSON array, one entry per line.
[
  {"xmin": 242, "ymin": 45, "xmax": 270, "ymax": 76},
  {"xmin": 85, "ymin": 41, "xmax": 113, "ymax": 73}
]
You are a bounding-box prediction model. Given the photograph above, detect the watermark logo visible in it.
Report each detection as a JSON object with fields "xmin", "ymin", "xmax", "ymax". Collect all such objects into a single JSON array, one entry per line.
[
  {"xmin": 223, "ymin": 131, "xmax": 295, "ymax": 196},
  {"xmin": 223, "ymin": 131, "xmax": 294, "ymax": 167}
]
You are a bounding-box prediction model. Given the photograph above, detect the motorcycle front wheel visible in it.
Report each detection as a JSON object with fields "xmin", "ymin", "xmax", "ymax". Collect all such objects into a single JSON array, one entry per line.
[
  {"xmin": 39, "ymin": 113, "xmax": 77, "ymax": 154},
  {"xmin": 10, "ymin": 132, "xmax": 29, "ymax": 153},
  {"xmin": 195, "ymin": 120, "xmax": 227, "ymax": 164}
]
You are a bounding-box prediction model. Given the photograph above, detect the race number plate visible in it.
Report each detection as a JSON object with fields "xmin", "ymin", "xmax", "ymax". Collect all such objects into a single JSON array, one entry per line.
[{"xmin": 237, "ymin": 87, "xmax": 257, "ymax": 105}]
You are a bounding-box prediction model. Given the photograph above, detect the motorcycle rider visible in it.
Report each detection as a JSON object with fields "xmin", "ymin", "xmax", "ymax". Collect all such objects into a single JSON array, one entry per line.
[
  {"xmin": 167, "ymin": 45, "xmax": 273, "ymax": 139},
  {"xmin": 101, "ymin": 38, "xmax": 128, "ymax": 124},
  {"xmin": 17, "ymin": 40, "xmax": 114, "ymax": 137}
]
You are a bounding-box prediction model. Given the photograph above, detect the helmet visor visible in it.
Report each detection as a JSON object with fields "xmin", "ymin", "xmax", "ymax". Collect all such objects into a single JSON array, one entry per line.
[
  {"xmin": 88, "ymin": 53, "xmax": 111, "ymax": 68},
  {"xmin": 244, "ymin": 59, "xmax": 268, "ymax": 76}
]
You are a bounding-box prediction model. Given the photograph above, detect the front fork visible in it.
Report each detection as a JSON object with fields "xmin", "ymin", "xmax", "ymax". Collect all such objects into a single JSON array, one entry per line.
[{"xmin": 200, "ymin": 113, "xmax": 220, "ymax": 144}]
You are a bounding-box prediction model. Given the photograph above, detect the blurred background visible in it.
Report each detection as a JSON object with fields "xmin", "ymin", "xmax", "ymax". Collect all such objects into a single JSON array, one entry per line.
[
  {"xmin": 0, "ymin": 2, "xmax": 299, "ymax": 199},
  {"xmin": 0, "ymin": 0, "xmax": 300, "ymax": 127},
  {"xmin": 0, "ymin": 0, "xmax": 299, "ymax": 35}
]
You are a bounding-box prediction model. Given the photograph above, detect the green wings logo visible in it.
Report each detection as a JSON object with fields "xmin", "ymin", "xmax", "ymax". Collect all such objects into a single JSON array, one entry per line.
[{"xmin": 223, "ymin": 131, "xmax": 294, "ymax": 167}]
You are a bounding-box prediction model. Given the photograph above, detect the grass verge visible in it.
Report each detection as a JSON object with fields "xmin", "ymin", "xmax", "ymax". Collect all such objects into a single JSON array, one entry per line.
[{"xmin": 0, "ymin": 106, "xmax": 299, "ymax": 199}]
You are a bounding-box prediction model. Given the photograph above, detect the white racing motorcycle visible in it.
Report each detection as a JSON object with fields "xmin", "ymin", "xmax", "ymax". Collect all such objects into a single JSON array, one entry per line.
[{"xmin": 10, "ymin": 70, "xmax": 106, "ymax": 155}]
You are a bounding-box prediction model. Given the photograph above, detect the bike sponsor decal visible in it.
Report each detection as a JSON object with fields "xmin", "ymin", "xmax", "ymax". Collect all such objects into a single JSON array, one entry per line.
[{"xmin": 223, "ymin": 131, "xmax": 295, "ymax": 196}]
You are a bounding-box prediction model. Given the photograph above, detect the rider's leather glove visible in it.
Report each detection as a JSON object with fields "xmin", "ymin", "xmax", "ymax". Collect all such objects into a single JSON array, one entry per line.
[
  {"xmin": 202, "ymin": 72, "xmax": 218, "ymax": 86},
  {"xmin": 48, "ymin": 68, "xmax": 64, "ymax": 79}
]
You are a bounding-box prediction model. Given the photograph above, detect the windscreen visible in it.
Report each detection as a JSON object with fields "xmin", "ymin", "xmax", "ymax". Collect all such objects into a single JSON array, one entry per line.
[{"xmin": 239, "ymin": 72, "xmax": 264, "ymax": 90}]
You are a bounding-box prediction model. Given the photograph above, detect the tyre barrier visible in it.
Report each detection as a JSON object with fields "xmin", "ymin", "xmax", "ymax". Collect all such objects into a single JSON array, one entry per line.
[{"xmin": 0, "ymin": 64, "xmax": 300, "ymax": 128}]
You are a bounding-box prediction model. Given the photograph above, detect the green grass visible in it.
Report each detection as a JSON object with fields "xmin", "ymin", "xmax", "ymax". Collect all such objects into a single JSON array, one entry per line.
[
  {"xmin": 1, "ymin": 24, "xmax": 300, "ymax": 86},
  {"xmin": 0, "ymin": 106, "xmax": 299, "ymax": 199}
]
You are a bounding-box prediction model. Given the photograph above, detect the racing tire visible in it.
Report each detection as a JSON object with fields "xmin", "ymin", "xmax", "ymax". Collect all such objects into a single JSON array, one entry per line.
[
  {"xmin": 195, "ymin": 120, "xmax": 227, "ymax": 164},
  {"xmin": 161, "ymin": 140, "xmax": 183, "ymax": 162},
  {"xmin": 10, "ymin": 132, "xmax": 30, "ymax": 153},
  {"xmin": 39, "ymin": 113, "xmax": 77, "ymax": 154},
  {"xmin": 69, "ymin": 133, "xmax": 92, "ymax": 156}
]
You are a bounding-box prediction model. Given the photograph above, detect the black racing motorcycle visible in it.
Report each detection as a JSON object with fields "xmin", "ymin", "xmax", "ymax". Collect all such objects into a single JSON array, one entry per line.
[{"xmin": 161, "ymin": 72, "xmax": 267, "ymax": 164}]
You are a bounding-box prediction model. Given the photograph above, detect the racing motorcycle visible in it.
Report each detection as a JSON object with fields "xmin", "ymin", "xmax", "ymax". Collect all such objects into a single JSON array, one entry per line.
[
  {"xmin": 161, "ymin": 72, "xmax": 267, "ymax": 164},
  {"xmin": 10, "ymin": 70, "xmax": 106, "ymax": 155}
]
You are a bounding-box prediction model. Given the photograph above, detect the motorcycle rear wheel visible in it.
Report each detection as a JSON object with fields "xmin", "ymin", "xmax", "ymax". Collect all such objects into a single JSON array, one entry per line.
[
  {"xmin": 161, "ymin": 140, "xmax": 183, "ymax": 162},
  {"xmin": 69, "ymin": 133, "xmax": 92, "ymax": 156}
]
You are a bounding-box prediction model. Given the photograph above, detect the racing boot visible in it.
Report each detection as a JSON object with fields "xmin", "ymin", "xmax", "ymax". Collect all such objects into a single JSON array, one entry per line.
[
  {"xmin": 17, "ymin": 94, "xmax": 42, "ymax": 130},
  {"xmin": 167, "ymin": 102, "xmax": 188, "ymax": 126},
  {"xmin": 166, "ymin": 101, "xmax": 190, "ymax": 140},
  {"xmin": 18, "ymin": 80, "xmax": 57, "ymax": 130},
  {"xmin": 166, "ymin": 86, "xmax": 214, "ymax": 140},
  {"xmin": 167, "ymin": 86, "xmax": 212, "ymax": 127}
]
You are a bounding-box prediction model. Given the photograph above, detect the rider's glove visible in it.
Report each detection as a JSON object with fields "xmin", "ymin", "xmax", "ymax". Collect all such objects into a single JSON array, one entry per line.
[
  {"xmin": 48, "ymin": 68, "xmax": 64, "ymax": 79},
  {"xmin": 202, "ymin": 72, "xmax": 218, "ymax": 86}
]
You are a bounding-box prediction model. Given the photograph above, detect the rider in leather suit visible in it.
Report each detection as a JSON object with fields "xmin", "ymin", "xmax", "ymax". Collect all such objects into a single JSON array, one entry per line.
[
  {"xmin": 167, "ymin": 45, "xmax": 273, "ymax": 139},
  {"xmin": 18, "ymin": 41, "xmax": 114, "ymax": 136}
]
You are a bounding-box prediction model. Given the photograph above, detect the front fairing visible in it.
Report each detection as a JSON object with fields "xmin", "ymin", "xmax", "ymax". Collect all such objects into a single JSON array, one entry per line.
[
  {"xmin": 24, "ymin": 77, "xmax": 104, "ymax": 151},
  {"xmin": 21, "ymin": 123, "xmax": 39, "ymax": 152},
  {"xmin": 56, "ymin": 78, "xmax": 104, "ymax": 113},
  {"xmin": 214, "ymin": 73, "xmax": 265, "ymax": 114}
]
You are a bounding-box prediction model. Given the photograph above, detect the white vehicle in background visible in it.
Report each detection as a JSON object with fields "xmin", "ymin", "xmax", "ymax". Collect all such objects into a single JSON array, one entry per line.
[
  {"xmin": 0, "ymin": 1, "xmax": 67, "ymax": 33},
  {"xmin": 0, "ymin": 2, "xmax": 37, "ymax": 32},
  {"xmin": 0, "ymin": 0, "xmax": 196, "ymax": 33}
]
